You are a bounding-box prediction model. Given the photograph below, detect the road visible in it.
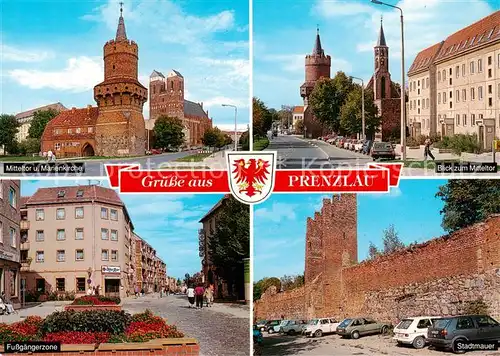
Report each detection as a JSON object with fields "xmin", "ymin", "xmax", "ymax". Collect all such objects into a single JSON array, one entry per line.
[
  {"xmin": 265, "ymin": 135, "xmax": 372, "ymax": 169},
  {"xmin": 124, "ymin": 294, "xmax": 250, "ymax": 356},
  {"xmin": 259, "ymin": 333, "xmax": 500, "ymax": 356},
  {"xmin": 0, "ymin": 150, "xmax": 199, "ymax": 177}
]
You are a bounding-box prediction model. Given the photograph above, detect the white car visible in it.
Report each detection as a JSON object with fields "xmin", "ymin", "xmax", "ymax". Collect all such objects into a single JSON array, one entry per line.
[
  {"xmin": 304, "ymin": 318, "xmax": 340, "ymax": 337},
  {"xmin": 354, "ymin": 141, "xmax": 364, "ymax": 152},
  {"xmin": 393, "ymin": 316, "xmax": 441, "ymax": 349},
  {"xmin": 271, "ymin": 319, "xmax": 289, "ymax": 334},
  {"xmin": 280, "ymin": 320, "xmax": 307, "ymax": 335},
  {"xmin": 343, "ymin": 140, "xmax": 351, "ymax": 149}
]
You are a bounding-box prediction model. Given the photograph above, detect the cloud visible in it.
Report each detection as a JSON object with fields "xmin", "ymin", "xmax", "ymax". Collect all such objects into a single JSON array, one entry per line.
[
  {"xmin": 312, "ymin": 0, "xmax": 373, "ymax": 17},
  {"xmin": 370, "ymin": 186, "xmax": 403, "ymax": 199},
  {"xmin": 254, "ymin": 202, "xmax": 298, "ymax": 223},
  {"xmin": 8, "ymin": 56, "xmax": 103, "ymax": 92},
  {"xmin": 1, "ymin": 43, "xmax": 54, "ymax": 63},
  {"xmin": 213, "ymin": 123, "xmax": 248, "ymax": 131}
]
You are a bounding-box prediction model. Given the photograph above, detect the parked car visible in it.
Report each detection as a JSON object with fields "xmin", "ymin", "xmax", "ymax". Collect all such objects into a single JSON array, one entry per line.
[
  {"xmin": 394, "ymin": 316, "xmax": 441, "ymax": 349},
  {"xmin": 255, "ymin": 320, "xmax": 267, "ymax": 332},
  {"xmin": 362, "ymin": 140, "xmax": 373, "ymax": 155},
  {"xmin": 354, "ymin": 140, "xmax": 364, "ymax": 153},
  {"xmin": 264, "ymin": 320, "xmax": 281, "ymax": 334},
  {"xmin": 336, "ymin": 317, "xmax": 390, "ymax": 339},
  {"xmin": 280, "ymin": 320, "xmax": 308, "ymax": 336},
  {"xmin": 370, "ymin": 142, "xmax": 396, "ymax": 161},
  {"xmin": 427, "ymin": 315, "xmax": 500, "ymax": 354},
  {"xmin": 304, "ymin": 318, "xmax": 340, "ymax": 337}
]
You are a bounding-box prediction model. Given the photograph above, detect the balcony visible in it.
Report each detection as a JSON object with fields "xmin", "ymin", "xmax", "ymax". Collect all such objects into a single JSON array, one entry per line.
[
  {"xmin": 20, "ymin": 259, "xmax": 32, "ymax": 272},
  {"xmin": 20, "ymin": 220, "xmax": 30, "ymax": 230},
  {"xmin": 20, "ymin": 241, "xmax": 30, "ymax": 250}
]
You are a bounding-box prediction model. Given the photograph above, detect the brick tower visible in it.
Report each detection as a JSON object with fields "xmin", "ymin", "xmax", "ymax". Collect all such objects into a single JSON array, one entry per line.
[
  {"xmin": 300, "ymin": 28, "xmax": 331, "ymax": 138},
  {"xmin": 373, "ymin": 18, "xmax": 392, "ymax": 101},
  {"xmin": 165, "ymin": 70, "xmax": 185, "ymax": 119},
  {"xmin": 94, "ymin": 4, "xmax": 147, "ymax": 156},
  {"xmin": 304, "ymin": 194, "xmax": 357, "ymax": 317}
]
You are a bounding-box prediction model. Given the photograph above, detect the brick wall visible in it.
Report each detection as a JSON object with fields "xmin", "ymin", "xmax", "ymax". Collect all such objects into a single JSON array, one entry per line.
[
  {"xmin": 378, "ymin": 98, "xmax": 401, "ymax": 140},
  {"xmin": 254, "ymin": 285, "xmax": 306, "ymax": 321}
]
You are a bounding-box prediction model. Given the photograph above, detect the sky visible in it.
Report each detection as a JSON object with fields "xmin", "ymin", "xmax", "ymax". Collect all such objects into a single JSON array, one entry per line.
[
  {"xmin": 20, "ymin": 179, "xmax": 224, "ymax": 280},
  {"xmin": 0, "ymin": 0, "xmax": 250, "ymax": 131},
  {"xmin": 253, "ymin": 0, "xmax": 499, "ymax": 110},
  {"xmin": 253, "ymin": 179, "xmax": 450, "ymax": 281}
]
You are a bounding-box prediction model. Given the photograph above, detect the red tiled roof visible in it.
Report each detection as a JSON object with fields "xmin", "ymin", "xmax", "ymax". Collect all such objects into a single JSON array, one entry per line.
[
  {"xmin": 408, "ymin": 42, "xmax": 444, "ymax": 75},
  {"xmin": 293, "ymin": 106, "xmax": 304, "ymax": 114},
  {"xmin": 25, "ymin": 185, "xmax": 123, "ymax": 207},
  {"xmin": 15, "ymin": 102, "xmax": 67, "ymax": 120},
  {"xmin": 41, "ymin": 106, "xmax": 98, "ymax": 141},
  {"xmin": 20, "ymin": 196, "xmax": 30, "ymax": 209},
  {"xmin": 435, "ymin": 11, "xmax": 500, "ymax": 62}
]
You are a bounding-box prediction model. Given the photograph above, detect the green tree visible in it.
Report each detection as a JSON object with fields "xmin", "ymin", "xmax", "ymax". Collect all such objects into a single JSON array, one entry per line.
[
  {"xmin": 280, "ymin": 274, "xmax": 304, "ymax": 291},
  {"xmin": 19, "ymin": 137, "xmax": 41, "ymax": 155},
  {"xmin": 28, "ymin": 108, "xmax": 59, "ymax": 139},
  {"xmin": 253, "ymin": 277, "xmax": 282, "ymax": 300},
  {"xmin": 295, "ymin": 119, "xmax": 304, "ymax": 134},
  {"xmin": 252, "ymin": 97, "xmax": 273, "ymax": 137},
  {"xmin": 368, "ymin": 241, "xmax": 380, "ymax": 260},
  {"xmin": 176, "ymin": 278, "xmax": 182, "ymax": 286},
  {"xmin": 153, "ymin": 116, "xmax": 185, "ymax": 150},
  {"xmin": 223, "ymin": 134, "xmax": 233, "ymax": 146},
  {"xmin": 278, "ymin": 105, "xmax": 293, "ymax": 129},
  {"xmin": 202, "ymin": 127, "xmax": 221, "ymax": 149},
  {"xmin": 436, "ymin": 180, "xmax": 500, "ymax": 233},
  {"xmin": 0, "ymin": 114, "xmax": 19, "ymax": 154},
  {"xmin": 309, "ymin": 72, "xmax": 355, "ymax": 133},
  {"xmin": 208, "ymin": 197, "xmax": 250, "ymax": 299},
  {"xmin": 240, "ymin": 131, "xmax": 249, "ymax": 151},
  {"xmin": 382, "ymin": 225, "xmax": 405, "ymax": 254},
  {"xmin": 340, "ymin": 87, "xmax": 381, "ymax": 138}
]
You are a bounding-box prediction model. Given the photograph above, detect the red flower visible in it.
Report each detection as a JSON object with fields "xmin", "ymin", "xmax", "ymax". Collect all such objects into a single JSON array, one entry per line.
[{"xmin": 44, "ymin": 331, "xmax": 110, "ymax": 344}]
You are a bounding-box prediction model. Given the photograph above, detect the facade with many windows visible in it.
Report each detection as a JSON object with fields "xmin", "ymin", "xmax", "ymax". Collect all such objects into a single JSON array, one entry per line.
[{"xmin": 408, "ymin": 11, "xmax": 500, "ymax": 150}]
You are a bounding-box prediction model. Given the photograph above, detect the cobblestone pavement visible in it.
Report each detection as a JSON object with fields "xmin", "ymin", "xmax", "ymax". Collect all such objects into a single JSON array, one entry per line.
[
  {"xmin": 123, "ymin": 294, "xmax": 250, "ymax": 356},
  {"xmin": 260, "ymin": 333, "xmax": 500, "ymax": 356}
]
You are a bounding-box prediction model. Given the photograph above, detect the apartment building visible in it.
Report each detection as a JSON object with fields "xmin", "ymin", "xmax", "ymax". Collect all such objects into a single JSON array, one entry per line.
[
  {"xmin": 15, "ymin": 103, "xmax": 67, "ymax": 142},
  {"xmin": 0, "ymin": 180, "xmax": 21, "ymax": 307},
  {"xmin": 408, "ymin": 11, "xmax": 500, "ymax": 150},
  {"xmin": 20, "ymin": 185, "xmax": 134, "ymax": 299},
  {"xmin": 133, "ymin": 234, "xmax": 166, "ymax": 293}
]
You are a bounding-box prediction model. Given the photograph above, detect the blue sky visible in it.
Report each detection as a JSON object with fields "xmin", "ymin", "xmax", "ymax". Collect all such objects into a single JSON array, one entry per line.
[
  {"xmin": 21, "ymin": 179, "xmax": 223, "ymax": 280},
  {"xmin": 253, "ymin": 0, "xmax": 499, "ymax": 109},
  {"xmin": 253, "ymin": 179, "xmax": 449, "ymax": 281},
  {"xmin": 1, "ymin": 0, "xmax": 249, "ymax": 131}
]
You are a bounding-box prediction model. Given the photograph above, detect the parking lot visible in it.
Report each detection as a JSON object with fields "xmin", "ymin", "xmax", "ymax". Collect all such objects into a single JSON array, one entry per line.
[{"xmin": 259, "ymin": 333, "xmax": 500, "ymax": 356}]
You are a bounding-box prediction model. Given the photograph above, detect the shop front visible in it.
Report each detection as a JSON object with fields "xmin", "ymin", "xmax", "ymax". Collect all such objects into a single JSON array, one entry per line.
[
  {"xmin": 101, "ymin": 266, "xmax": 122, "ymax": 298},
  {"xmin": 0, "ymin": 249, "xmax": 21, "ymax": 308}
]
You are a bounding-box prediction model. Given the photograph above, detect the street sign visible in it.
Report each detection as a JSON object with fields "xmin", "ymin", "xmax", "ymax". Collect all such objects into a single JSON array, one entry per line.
[{"xmin": 87, "ymin": 279, "xmax": 92, "ymax": 284}]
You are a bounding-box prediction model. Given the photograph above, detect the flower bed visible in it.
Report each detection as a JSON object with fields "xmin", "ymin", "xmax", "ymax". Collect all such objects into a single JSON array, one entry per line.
[{"xmin": 64, "ymin": 296, "xmax": 122, "ymax": 311}]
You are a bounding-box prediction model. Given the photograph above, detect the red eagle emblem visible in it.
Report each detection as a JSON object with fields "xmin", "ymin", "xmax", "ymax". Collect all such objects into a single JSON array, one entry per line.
[{"xmin": 232, "ymin": 158, "xmax": 271, "ymax": 197}]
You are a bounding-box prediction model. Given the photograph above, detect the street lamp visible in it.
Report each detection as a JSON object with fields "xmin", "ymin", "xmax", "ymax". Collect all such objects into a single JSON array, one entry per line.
[
  {"xmin": 350, "ymin": 76, "xmax": 365, "ymax": 140},
  {"xmin": 371, "ymin": 0, "xmax": 406, "ymax": 161},
  {"xmin": 222, "ymin": 104, "xmax": 238, "ymax": 151}
]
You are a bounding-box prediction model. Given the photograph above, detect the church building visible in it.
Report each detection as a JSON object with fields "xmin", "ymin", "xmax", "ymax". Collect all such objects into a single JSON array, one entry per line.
[
  {"xmin": 41, "ymin": 6, "xmax": 147, "ymax": 157},
  {"xmin": 148, "ymin": 70, "xmax": 212, "ymax": 147}
]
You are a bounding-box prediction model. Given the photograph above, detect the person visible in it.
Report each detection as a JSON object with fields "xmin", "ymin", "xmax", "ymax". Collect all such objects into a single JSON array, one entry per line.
[
  {"xmin": 87, "ymin": 287, "xmax": 93, "ymax": 296},
  {"xmin": 141, "ymin": 288, "xmax": 145, "ymax": 297},
  {"xmin": 424, "ymin": 138, "xmax": 435, "ymax": 161},
  {"xmin": 1, "ymin": 293, "xmax": 14, "ymax": 314},
  {"xmin": 47, "ymin": 150, "xmax": 53, "ymax": 162},
  {"xmin": 159, "ymin": 288, "xmax": 163, "ymax": 298},
  {"xmin": 186, "ymin": 285, "xmax": 195, "ymax": 308},
  {"xmin": 134, "ymin": 285, "xmax": 139, "ymax": 298},
  {"xmin": 95, "ymin": 285, "xmax": 100, "ymax": 296},
  {"xmin": 203, "ymin": 286, "xmax": 213, "ymax": 307},
  {"xmin": 194, "ymin": 284, "xmax": 205, "ymax": 309}
]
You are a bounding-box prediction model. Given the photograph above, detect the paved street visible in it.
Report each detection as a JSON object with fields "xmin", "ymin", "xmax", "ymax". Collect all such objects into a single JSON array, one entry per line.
[
  {"xmin": 259, "ymin": 333, "xmax": 500, "ymax": 356},
  {"xmin": 265, "ymin": 135, "xmax": 371, "ymax": 169}
]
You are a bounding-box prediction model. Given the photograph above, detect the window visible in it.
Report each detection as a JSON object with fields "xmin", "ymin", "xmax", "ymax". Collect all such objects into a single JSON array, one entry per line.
[
  {"xmin": 76, "ymin": 128, "xmax": 81, "ymax": 134},
  {"xmin": 457, "ymin": 317, "xmax": 474, "ymax": 330},
  {"xmin": 456, "ymin": 90, "xmax": 460, "ymax": 102},
  {"xmin": 488, "ymin": 85, "xmax": 492, "ymax": 94},
  {"xmin": 456, "ymin": 114, "xmax": 460, "ymax": 125},
  {"xmin": 55, "ymin": 143, "xmax": 61, "ymax": 150},
  {"xmin": 478, "ymin": 59, "xmax": 483, "ymax": 72},
  {"xmin": 9, "ymin": 187, "xmax": 16, "ymax": 208},
  {"xmin": 101, "ymin": 228, "xmax": 109, "ymax": 240},
  {"xmin": 56, "ymin": 229, "xmax": 66, "ymax": 241},
  {"xmin": 443, "ymin": 92, "xmax": 447, "ymax": 101},
  {"xmin": 462, "ymin": 63, "xmax": 465, "ymax": 76},
  {"xmin": 471, "ymin": 87, "xmax": 475, "ymax": 100},
  {"xmin": 101, "ymin": 207, "xmax": 109, "ymax": 219},
  {"xmin": 442, "ymin": 70, "xmax": 446, "ymax": 80},
  {"xmin": 489, "ymin": 98, "xmax": 493, "ymax": 107},
  {"xmin": 410, "ymin": 101, "xmax": 413, "ymax": 110},
  {"xmin": 88, "ymin": 127, "xmax": 93, "ymax": 133},
  {"xmin": 438, "ymin": 71, "xmax": 441, "ymax": 81},
  {"xmin": 75, "ymin": 207, "xmax": 84, "ymax": 219},
  {"xmin": 470, "ymin": 61, "xmax": 475, "ymax": 74},
  {"xmin": 9, "ymin": 270, "xmax": 16, "ymax": 297},
  {"xmin": 463, "ymin": 114, "xmax": 467, "ymax": 126},
  {"xmin": 36, "ymin": 230, "xmax": 44, "ymax": 242},
  {"xmin": 426, "ymin": 98, "xmax": 429, "ymax": 108},
  {"xmin": 438, "ymin": 93, "xmax": 441, "ymax": 104},
  {"xmin": 111, "ymin": 250, "xmax": 118, "ymax": 262},
  {"xmin": 75, "ymin": 249, "xmax": 84, "ymax": 261},
  {"xmin": 75, "ymin": 228, "xmax": 84, "ymax": 240},
  {"xmin": 110, "ymin": 209, "xmax": 118, "ymax": 221},
  {"xmin": 10, "ymin": 228, "xmax": 16, "ymax": 248},
  {"xmin": 456, "ymin": 66, "xmax": 459, "ymax": 78},
  {"xmin": 479, "ymin": 114, "xmax": 483, "ymax": 120},
  {"xmin": 101, "ymin": 249, "xmax": 109, "ymax": 261},
  {"xmin": 426, "ymin": 78, "xmax": 429, "ymax": 88},
  {"xmin": 111, "ymin": 230, "xmax": 118, "ymax": 241},
  {"xmin": 36, "ymin": 251, "xmax": 44, "ymax": 262},
  {"xmin": 36, "ymin": 209, "xmax": 45, "ymax": 221},
  {"xmin": 472, "ymin": 114, "xmax": 476, "ymax": 126},
  {"xmin": 57, "ymin": 250, "xmax": 65, "ymax": 262},
  {"xmin": 76, "ymin": 190, "xmax": 84, "ymax": 198},
  {"xmin": 478, "ymin": 86, "xmax": 483, "ymax": 100},
  {"xmin": 488, "ymin": 69, "xmax": 492, "ymax": 78},
  {"xmin": 76, "ymin": 278, "xmax": 86, "ymax": 292},
  {"xmin": 462, "ymin": 89, "xmax": 466, "ymax": 101},
  {"xmin": 56, "ymin": 278, "xmax": 65, "ymax": 292},
  {"xmin": 56, "ymin": 208, "xmax": 65, "ymax": 220}
]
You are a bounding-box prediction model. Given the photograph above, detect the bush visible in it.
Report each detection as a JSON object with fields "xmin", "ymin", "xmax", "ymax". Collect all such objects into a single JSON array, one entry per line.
[
  {"xmin": 25, "ymin": 290, "xmax": 43, "ymax": 303},
  {"xmin": 41, "ymin": 310, "xmax": 131, "ymax": 334},
  {"xmin": 0, "ymin": 316, "xmax": 44, "ymax": 342},
  {"xmin": 130, "ymin": 309, "xmax": 162, "ymax": 323},
  {"xmin": 434, "ymin": 133, "xmax": 482, "ymax": 155}
]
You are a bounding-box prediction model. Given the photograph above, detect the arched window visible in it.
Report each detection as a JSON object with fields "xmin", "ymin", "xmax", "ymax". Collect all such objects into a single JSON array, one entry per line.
[{"xmin": 381, "ymin": 76, "xmax": 386, "ymax": 99}]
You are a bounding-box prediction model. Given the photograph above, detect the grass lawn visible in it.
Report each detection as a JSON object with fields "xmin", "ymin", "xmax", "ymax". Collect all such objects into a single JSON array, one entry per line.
[
  {"xmin": 0, "ymin": 156, "xmax": 44, "ymax": 161},
  {"xmin": 174, "ymin": 152, "xmax": 212, "ymax": 162},
  {"xmin": 253, "ymin": 137, "xmax": 269, "ymax": 151}
]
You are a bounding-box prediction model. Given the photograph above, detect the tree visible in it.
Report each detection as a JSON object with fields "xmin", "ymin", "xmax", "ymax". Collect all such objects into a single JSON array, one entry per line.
[
  {"xmin": 0, "ymin": 114, "xmax": 19, "ymax": 154},
  {"xmin": 239, "ymin": 130, "xmax": 249, "ymax": 151},
  {"xmin": 176, "ymin": 278, "xmax": 182, "ymax": 286},
  {"xmin": 208, "ymin": 197, "xmax": 250, "ymax": 299},
  {"xmin": 28, "ymin": 108, "xmax": 59, "ymax": 139},
  {"xmin": 253, "ymin": 277, "xmax": 282, "ymax": 300},
  {"xmin": 382, "ymin": 225, "xmax": 405, "ymax": 254},
  {"xmin": 202, "ymin": 127, "xmax": 222, "ymax": 150},
  {"xmin": 252, "ymin": 97, "xmax": 273, "ymax": 137},
  {"xmin": 309, "ymin": 72, "xmax": 355, "ymax": 133},
  {"xmin": 184, "ymin": 273, "xmax": 190, "ymax": 286},
  {"xmin": 223, "ymin": 134, "xmax": 233, "ymax": 146},
  {"xmin": 368, "ymin": 242, "xmax": 380, "ymax": 260},
  {"xmin": 153, "ymin": 115, "xmax": 185, "ymax": 150},
  {"xmin": 278, "ymin": 105, "xmax": 293, "ymax": 129},
  {"xmin": 436, "ymin": 180, "xmax": 500, "ymax": 233},
  {"xmin": 295, "ymin": 119, "xmax": 304, "ymax": 134},
  {"xmin": 280, "ymin": 274, "xmax": 304, "ymax": 291},
  {"xmin": 19, "ymin": 137, "xmax": 41, "ymax": 155},
  {"xmin": 340, "ymin": 87, "xmax": 381, "ymax": 138}
]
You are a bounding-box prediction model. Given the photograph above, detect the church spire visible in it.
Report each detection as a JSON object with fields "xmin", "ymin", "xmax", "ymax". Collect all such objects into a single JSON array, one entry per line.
[
  {"xmin": 313, "ymin": 25, "xmax": 324, "ymax": 56},
  {"xmin": 377, "ymin": 16, "xmax": 387, "ymax": 47},
  {"xmin": 115, "ymin": 2, "xmax": 128, "ymax": 41}
]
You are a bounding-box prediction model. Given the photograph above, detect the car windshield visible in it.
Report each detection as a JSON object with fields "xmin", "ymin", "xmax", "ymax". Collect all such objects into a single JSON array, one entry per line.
[
  {"xmin": 308, "ymin": 319, "xmax": 319, "ymax": 325},
  {"xmin": 338, "ymin": 319, "xmax": 352, "ymax": 328},
  {"xmin": 396, "ymin": 319, "xmax": 413, "ymax": 329},
  {"xmin": 434, "ymin": 318, "xmax": 451, "ymax": 329}
]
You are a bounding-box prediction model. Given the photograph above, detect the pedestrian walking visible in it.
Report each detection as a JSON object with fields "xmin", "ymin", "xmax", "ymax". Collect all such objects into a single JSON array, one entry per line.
[
  {"xmin": 204, "ymin": 285, "xmax": 213, "ymax": 307},
  {"xmin": 47, "ymin": 150, "xmax": 53, "ymax": 162},
  {"xmin": 194, "ymin": 284, "xmax": 205, "ymax": 309},
  {"xmin": 187, "ymin": 285, "xmax": 195, "ymax": 308},
  {"xmin": 160, "ymin": 288, "xmax": 163, "ymax": 298},
  {"xmin": 424, "ymin": 138, "xmax": 435, "ymax": 161}
]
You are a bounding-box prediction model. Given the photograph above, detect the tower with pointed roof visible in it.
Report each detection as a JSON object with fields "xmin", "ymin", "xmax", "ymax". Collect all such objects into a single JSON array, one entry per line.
[
  {"xmin": 373, "ymin": 17, "xmax": 392, "ymax": 101},
  {"xmin": 93, "ymin": 3, "xmax": 147, "ymax": 156}
]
